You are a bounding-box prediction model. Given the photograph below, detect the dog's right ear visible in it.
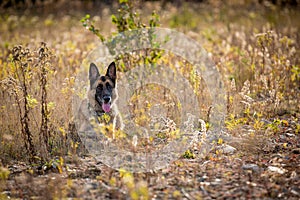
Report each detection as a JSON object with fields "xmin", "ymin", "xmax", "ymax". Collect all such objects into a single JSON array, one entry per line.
[{"xmin": 89, "ymin": 63, "xmax": 100, "ymax": 87}]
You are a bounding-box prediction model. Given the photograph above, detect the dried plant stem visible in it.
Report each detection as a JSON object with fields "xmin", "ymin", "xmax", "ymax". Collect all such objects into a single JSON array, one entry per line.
[
  {"xmin": 39, "ymin": 43, "xmax": 51, "ymax": 155},
  {"xmin": 11, "ymin": 46, "xmax": 36, "ymax": 159}
]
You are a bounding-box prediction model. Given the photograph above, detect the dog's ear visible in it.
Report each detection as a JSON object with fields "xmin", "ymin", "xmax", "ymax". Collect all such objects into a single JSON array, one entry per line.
[
  {"xmin": 89, "ymin": 63, "xmax": 100, "ymax": 87},
  {"xmin": 106, "ymin": 62, "xmax": 116, "ymax": 85}
]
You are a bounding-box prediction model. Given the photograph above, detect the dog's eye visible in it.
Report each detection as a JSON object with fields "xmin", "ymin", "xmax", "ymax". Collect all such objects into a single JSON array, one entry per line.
[
  {"xmin": 97, "ymin": 84, "xmax": 103, "ymax": 90},
  {"xmin": 106, "ymin": 83, "xmax": 111, "ymax": 89}
]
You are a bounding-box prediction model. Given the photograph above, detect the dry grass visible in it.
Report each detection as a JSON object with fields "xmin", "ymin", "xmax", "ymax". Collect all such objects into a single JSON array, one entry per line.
[{"xmin": 0, "ymin": 0, "xmax": 299, "ymax": 199}]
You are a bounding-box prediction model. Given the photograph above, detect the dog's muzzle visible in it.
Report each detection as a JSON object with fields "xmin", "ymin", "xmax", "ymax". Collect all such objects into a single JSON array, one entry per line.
[
  {"xmin": 101, "ymin": 95, "xmax": 111, "ymax": 113},
  {"xmin": 103, "ymin": 95, "xmax": 111, "ymax": 104}
]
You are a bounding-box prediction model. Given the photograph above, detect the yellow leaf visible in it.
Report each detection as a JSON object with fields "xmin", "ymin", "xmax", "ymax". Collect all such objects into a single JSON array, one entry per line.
[
  {"xmin": 173, "ymin": 190, "xmax": 181, "ymax": 198},
  {"xmin": 281, "ymin": 120, "xmax": 288, "ymax": 126},
  {"xmin": 283, "ymin": 143, "xmax": 288, "ymax": 148},
  {"xmin": 217, "ymin": 138, "xmax": 223, "ymax": 145}
]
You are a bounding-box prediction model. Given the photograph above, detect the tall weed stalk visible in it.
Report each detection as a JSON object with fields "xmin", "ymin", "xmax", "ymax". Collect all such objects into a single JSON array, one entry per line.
[{"xmin": 1, "ymin": 43, "xmax": 54, "ymax": 161}]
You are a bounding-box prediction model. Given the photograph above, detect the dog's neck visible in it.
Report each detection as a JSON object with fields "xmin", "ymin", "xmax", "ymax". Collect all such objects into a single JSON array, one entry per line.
[{"xmin": 88, "ymin": 101, "xmax": 106, "ymax": 117}]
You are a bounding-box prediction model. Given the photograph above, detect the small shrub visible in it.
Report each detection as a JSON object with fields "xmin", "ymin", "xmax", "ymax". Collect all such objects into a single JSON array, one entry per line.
[
  {"xmin": 0, "ymin": 43, "xmax": 55, "ymax": 161},
  {"xmin": 81, "ymin": 0, "xmax": 163, "ymax": 71}
]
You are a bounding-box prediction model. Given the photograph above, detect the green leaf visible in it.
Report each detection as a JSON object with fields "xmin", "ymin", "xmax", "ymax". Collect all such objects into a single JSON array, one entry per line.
[{"xmin": 111, "ymin": 14, "xmax": 118, "ymax": 24}]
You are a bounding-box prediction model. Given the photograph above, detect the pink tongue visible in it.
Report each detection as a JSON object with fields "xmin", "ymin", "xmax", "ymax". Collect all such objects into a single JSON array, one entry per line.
[{"xmin": 102, "ymin": 103, "xmax": 111, "ymax": 113}]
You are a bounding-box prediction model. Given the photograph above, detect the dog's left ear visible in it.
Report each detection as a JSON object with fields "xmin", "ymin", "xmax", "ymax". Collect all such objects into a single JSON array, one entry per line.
[{"xmin": 106, "ymin": 62, "xmax": 116, "ymax": 85}]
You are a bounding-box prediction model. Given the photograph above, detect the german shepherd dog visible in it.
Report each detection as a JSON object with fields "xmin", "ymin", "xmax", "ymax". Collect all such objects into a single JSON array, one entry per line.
[{"xmin": 77, "ymin": 62, "xmax": 123, "ymax": 136}]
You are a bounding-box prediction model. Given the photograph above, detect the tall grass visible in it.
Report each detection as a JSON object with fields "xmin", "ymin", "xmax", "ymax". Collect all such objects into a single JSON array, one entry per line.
[{"xmin": 0, "ymin": 0, "xmax": 299, "ymax": 166}]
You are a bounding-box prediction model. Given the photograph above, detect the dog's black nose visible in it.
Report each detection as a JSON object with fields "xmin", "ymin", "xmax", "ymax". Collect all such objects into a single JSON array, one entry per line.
[{"xmin": 103, "ymin": 96, "xmax": 111, "ymax": 103}]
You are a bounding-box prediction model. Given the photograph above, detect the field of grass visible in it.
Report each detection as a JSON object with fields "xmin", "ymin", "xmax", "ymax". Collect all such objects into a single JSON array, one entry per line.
[{"xmin": 0, "ymin": 0, "xmax": 299, "ymax": 199}]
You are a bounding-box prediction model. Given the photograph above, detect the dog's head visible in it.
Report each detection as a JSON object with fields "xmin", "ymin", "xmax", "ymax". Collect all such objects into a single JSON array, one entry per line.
[{"xmin": 89, "ymin": 62, "xmax": 116, "ymax": 113}]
